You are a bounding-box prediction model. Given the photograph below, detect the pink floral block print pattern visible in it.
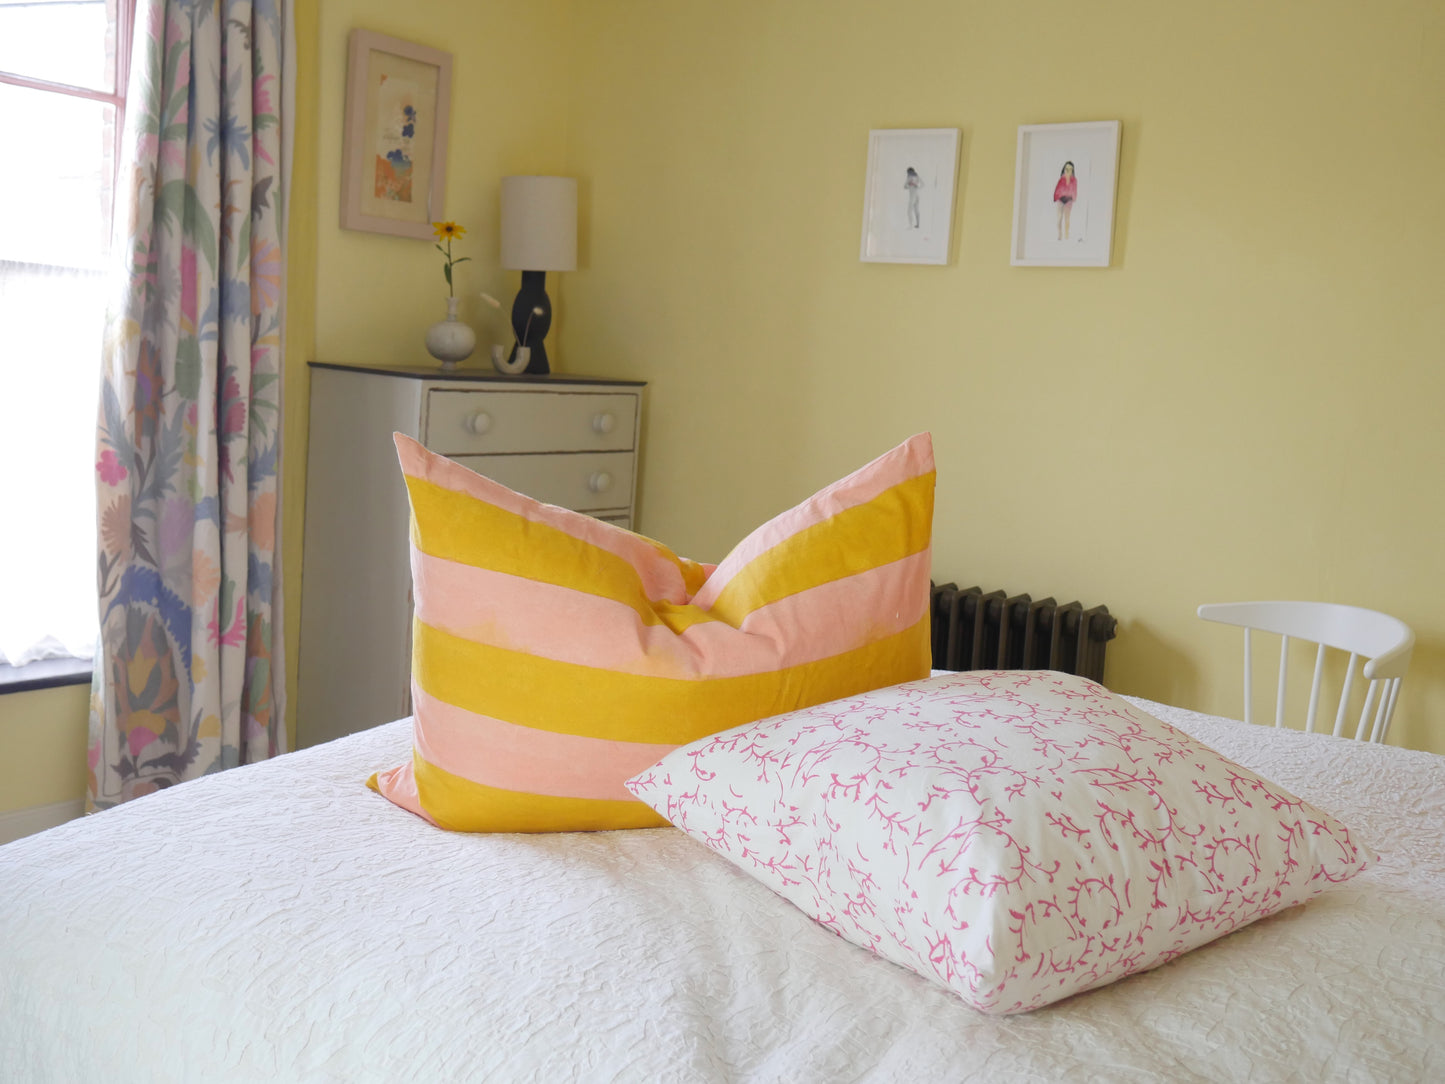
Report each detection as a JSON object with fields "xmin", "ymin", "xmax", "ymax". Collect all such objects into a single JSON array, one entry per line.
[{"xmin": 626, "ymin": 670, "xmax": 1372, "ymax": 1014}]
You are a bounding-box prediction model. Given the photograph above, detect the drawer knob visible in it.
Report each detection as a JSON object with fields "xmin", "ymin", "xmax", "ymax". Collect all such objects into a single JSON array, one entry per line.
[
  {"xmin": 467, "ymin": 411, "xmax": 493, "ymax": 435},
  {"xmin": 587, "ymin": 470, "xmax": 614, "ymax": 494},
  {"xmin": 591, "ymin": 412, "xmax": 616, "ymax": 435}
]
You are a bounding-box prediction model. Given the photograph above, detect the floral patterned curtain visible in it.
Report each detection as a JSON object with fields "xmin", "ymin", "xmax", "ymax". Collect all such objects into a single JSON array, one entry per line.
[{"xmin": 89, "ymin": 0, "xmax": 291, "ymax": 807}]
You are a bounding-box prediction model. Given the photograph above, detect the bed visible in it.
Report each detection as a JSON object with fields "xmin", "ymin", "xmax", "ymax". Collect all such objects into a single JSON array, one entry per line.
[{"xmin": 3, "ymin": 695, "xmax": 1443, "ymax": 1082}]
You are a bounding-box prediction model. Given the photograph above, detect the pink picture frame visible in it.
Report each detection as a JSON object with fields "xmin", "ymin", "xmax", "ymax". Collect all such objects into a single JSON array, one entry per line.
[{"xmin": 339, "ymin": 29, "xmax": 452, "ymax": 239}]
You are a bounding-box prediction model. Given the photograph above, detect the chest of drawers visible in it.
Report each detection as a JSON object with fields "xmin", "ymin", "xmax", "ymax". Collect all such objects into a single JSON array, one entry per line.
[{"xmin": 296, "ymin": 363, "xmax": 645, "ymax": 748}]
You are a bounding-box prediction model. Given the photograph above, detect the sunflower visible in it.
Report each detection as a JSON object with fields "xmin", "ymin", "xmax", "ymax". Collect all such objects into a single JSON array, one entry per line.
[{"xmin": 432, "ymin": 222, "xmax": 471, "ymax": 297}]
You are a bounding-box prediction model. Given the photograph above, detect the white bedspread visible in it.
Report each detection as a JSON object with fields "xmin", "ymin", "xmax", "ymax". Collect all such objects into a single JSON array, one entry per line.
[{"xmin": 2, "ymin": 698, "xmax": 1443, "ymax": 1083}]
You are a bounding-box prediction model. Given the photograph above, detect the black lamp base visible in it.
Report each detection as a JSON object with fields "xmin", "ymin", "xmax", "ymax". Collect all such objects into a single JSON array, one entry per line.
[{"xmin": 509, "ymin": 270, "xmax": 552, "ymax": 375}]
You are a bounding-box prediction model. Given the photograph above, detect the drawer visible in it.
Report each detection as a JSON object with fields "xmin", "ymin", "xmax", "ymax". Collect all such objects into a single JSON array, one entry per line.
[
  {"xmin": 455, "ymin": 451, "xmax": 635, "ymax": 512},
  {"xmin": 425, "ymin": 390, "xmax": 637, "ymax": 455}
]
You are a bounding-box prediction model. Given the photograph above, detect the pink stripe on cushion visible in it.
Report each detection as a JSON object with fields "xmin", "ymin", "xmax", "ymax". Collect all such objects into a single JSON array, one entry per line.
[
  {"xmin": 411, "ymin": 682, "xmax": 678, "ymax": 802},
  {"xmin": 691, "ymin": 434, "xmax": 934, "ymax": 610},
  {"xmin": 411, "ymin": 547, "xmax": 932, "ymax": 679},
  {"xmin": 395, "ymin": 433, "xmax": 696, "ymax": 604},
  {"xmin": 371, "ymin": 762, "xmax": 438, "ymax": 825}
]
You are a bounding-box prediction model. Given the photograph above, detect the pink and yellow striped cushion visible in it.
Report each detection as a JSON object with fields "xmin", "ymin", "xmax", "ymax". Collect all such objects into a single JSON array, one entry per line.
[{"xmin": 368, "ymin": 431, "xmax": 936, "ymax": 832}]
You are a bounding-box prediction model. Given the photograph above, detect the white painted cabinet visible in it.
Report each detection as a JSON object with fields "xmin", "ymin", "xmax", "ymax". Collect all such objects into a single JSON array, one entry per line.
[{"xmin": 296, "ymin": 363, "xmax": 644, "ymax": 748}]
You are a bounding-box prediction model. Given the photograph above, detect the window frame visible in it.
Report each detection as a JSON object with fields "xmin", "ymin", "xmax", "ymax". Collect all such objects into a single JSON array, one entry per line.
[
  {"xmin": 0, "ymin": 0, "xmax": 135, "ymax": 193},
  {"xmin": 0, "ymin": 0, "xmax": 136, "ymax": 693}
]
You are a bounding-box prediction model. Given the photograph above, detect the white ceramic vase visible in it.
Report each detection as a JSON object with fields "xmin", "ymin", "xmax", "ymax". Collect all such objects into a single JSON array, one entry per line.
[{"xmin": 425, "ymin": 297, "xmax": 476, "ymax": 367}]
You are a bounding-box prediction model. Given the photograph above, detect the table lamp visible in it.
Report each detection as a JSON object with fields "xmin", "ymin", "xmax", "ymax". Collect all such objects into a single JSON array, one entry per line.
[{"xmin": 500, "ymin": 175, "xmax": 577, "ymax": 375}]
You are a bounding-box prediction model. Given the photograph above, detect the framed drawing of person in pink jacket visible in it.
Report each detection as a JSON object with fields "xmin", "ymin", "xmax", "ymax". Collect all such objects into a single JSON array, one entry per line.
[
  {"xmin": 1010, "ymin": 121, "xmax": 1121, "ymax": 267},
  {"xmin": 1053, "ymin": 161, "xmax": 1078, "ymax": 240}
]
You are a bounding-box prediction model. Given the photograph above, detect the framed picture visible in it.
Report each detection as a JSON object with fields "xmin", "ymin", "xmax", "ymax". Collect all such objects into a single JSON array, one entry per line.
[
  {"xmin": 1010, "ymin": 121, "xmax": 1121, "ymax": 267},
  {"xmin": 859, "ymin": 128, "xmax": 960, "ymax": 265},
  {"xmin": 339, "ymin": 29, "xmax": 453, "ymax": 239}
]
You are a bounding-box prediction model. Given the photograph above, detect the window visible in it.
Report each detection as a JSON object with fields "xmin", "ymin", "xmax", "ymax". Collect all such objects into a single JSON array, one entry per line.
[{"xmin": 0, "ymin": 0, "xmax": 134, "ymax": 667}]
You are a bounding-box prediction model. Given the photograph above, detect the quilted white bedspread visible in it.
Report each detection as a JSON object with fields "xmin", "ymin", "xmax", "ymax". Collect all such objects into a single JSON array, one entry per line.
[{"xmin": 2, "ymin": 698, "xmax": 1443, "ymax": 1082}]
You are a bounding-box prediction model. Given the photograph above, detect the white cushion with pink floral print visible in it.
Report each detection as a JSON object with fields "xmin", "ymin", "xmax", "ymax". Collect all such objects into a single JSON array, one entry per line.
[{"xmin": 625, "ymin": 670, "xmax": 1372, "ymax": 1014}]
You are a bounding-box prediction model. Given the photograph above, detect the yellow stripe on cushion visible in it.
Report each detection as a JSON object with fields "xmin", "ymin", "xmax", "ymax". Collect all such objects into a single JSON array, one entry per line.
[
  {"xmin": 369, "ymin": 432, "xmax": 938, "ymax": 835},
  {"xmin": 708, "ymin": 471, "xmax": 935, "ymax": 625},
  {"xmin": 413, "ymin": 615, "xmax": 932, "ymax": 745},
  {"xmin": 405, "ymin": 475, "xmax": 723, "ymax": 633},
  {"xmin": 406, "ymin": 474, "xmax": 649, "ymax": 602},
  {"xmin": 413, "ymin": 750, "xmax": 670, "ymax": 833}
]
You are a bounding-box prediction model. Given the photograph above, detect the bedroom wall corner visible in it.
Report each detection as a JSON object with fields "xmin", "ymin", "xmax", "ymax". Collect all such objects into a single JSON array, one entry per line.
[
  {"xmin": 310, "ymin": 0, "xmax": 574, "ymax": 365},
  {"xmin": 286, "ymin": 0, "xmax": 574, "ymax": 748}
]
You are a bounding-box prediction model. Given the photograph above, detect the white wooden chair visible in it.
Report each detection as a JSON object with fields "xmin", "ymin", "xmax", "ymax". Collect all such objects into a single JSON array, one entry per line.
[{"xmin": 1197, "ymin": 601, "xmax": 1414, "ymax": 743}]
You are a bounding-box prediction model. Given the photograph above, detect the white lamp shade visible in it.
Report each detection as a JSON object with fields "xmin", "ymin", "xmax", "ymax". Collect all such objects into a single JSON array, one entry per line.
[{"xmin": 500, "ymin": 176, "xmax": 578, "ymax": 272}]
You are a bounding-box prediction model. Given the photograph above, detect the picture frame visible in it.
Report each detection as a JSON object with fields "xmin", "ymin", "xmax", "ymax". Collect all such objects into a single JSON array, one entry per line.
[
  {"xmin": 339, "ymin": 29, "xmax": 453, "ymax": 239},
  {"xmin": 859, "ymin": 128, "xmax": 960, "ymax": 265},
  {"xmin": 1010, "ymin": 121, "xmax": 1121, "ymax": 267}
]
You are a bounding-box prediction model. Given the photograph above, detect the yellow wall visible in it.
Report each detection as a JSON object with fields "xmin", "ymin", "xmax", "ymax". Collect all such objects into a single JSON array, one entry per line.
[
  {"xmin": 560, "ymin": 0, "xmax": 1445, "ymax": 753},
  {"xmin": 285, "ymin": 0, "xmax": 573, "ymax": 744},
  {"xmin": 9, "ymin": 0, "xmax": 1444, "ymax": 820},
  {"xmin": 310, "ymin": 0, "xmax": 573, "ymax": 364},
  {"xmin": 0, "ymin": 686, "xmax": 89, "ymax": 815}
]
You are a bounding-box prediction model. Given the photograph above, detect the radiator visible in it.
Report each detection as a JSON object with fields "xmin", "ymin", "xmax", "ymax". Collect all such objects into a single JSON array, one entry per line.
[{"xmin": 930, "ymin": 582, "xmax": 1118, "ymax": 684}]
